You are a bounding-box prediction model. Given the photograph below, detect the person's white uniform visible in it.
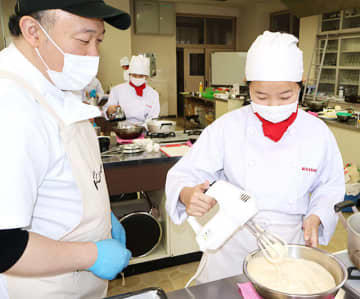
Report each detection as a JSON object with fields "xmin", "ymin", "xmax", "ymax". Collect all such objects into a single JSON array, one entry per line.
[
  {"xmin": 104, "ymin": 55, "xmax": 160, "ymax": 124},
  {"xmin": 0, "ymin": 43, "xmax": 110, "ymax": 298},
  {"xmin": 165, "ymin": 31, "xmax": 345, "ymax": 284}
]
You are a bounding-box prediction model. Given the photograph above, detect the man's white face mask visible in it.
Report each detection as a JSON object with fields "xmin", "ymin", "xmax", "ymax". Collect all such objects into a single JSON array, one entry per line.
[
  {"xmin": 35, "ymin": 23, "xmax": 100, "ymax": 91},
  {"xmin": 130, "ymin": 76, "xmax": 146, "ymax": 87}
]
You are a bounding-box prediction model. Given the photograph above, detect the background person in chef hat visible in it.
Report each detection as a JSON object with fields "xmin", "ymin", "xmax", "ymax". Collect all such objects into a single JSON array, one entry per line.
[
  {"xmin": 104, "ymin": 54, "xmax": 160, "ymax": 124},
  {"xmin": 120, "ymin": 56, "xmax": 130, "ymax": 82},
  {"xmin": 165, "ymin": 31, "xmax": 345, "ymax": 284}
]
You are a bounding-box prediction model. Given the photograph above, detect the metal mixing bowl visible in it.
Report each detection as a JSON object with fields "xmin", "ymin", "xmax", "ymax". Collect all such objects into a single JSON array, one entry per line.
[
  {"xmin": 112, "ymin": 121, "xmax": 144, "ymax": 140},
  {"xmin": 243, "ymin": 244, "xmax": 347, "ymax": 299}
]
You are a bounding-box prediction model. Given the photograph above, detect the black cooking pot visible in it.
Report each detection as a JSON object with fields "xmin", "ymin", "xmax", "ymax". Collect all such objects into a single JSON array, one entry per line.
[
  {"xmin": 345, "ymin": 95, "xmax": 360, "ymax": 103},
  {"xmin": 305, "ymin": 100, "xmax": 328, "ymax": 112}
]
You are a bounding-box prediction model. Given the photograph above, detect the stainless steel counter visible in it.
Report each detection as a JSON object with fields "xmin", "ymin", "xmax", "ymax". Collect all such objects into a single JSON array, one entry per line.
[
  {"xmin": 334, "ymin": 250, "xmax": 360, "ymax": 299},
  {"xmin": 102, "ymin": 131, "xmax": 200, "ymax": 168},
  {"xmin": 101, "ymin": 131, "xmax": 200, "ymax": 194},
  {"xmin": 166, "ymin": 251, "xmax": 360, "ymax": 299},
  {"xmin": 167, "ymin": 275, "xmax": 248, "ymax": 299}
]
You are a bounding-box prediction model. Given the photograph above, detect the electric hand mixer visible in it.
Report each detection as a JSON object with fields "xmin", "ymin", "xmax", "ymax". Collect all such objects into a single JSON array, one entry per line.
[{"xmin": 186, "ymin": 180, "xmax": 287, "ymax": 285}]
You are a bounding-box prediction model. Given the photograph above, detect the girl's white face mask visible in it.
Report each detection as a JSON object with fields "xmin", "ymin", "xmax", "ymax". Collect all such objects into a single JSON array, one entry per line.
[
  {"xmin": 251, "ymin": 101, "xmax": 298, "ymax": 123},
  {"xmin": 35, "ymin": 23, "xmax": 99, "ymax": 91},
  {"xmin": 130, "ymin": 76, "xmax": 146, "ymax": 87}
]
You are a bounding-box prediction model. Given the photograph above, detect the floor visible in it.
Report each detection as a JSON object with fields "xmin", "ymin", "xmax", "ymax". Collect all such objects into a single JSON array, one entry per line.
[{"xmin": 107, "ymin": 213, "xmax": 351, "ymax": 297}]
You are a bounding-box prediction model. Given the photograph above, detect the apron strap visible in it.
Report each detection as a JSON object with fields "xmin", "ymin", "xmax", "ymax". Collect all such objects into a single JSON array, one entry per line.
[{"xmin": 0, "ymin": 70, "xmax": 65, "ymax": 128}]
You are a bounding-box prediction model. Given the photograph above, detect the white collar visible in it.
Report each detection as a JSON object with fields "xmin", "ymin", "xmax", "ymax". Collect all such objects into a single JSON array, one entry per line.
[{"xmin": 3, "ymin": 44, "xmax": 101, "ymax": 125}]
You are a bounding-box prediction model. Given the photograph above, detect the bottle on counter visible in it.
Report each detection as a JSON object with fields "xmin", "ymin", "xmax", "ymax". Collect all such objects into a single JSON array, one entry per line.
[
  {"xmin": 199, "ymin": 81, "xmax": 203, "ymax": 94},
  {"xmin": 339, "ymin": 86, "xmax": 344, "ymax": 98}
]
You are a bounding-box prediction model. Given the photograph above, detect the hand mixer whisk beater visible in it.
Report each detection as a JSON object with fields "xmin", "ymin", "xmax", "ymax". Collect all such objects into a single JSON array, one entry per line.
[
  {"xmin": 236, "ymin": 192, "xmax": 288, "ymax": 263},
  {"xmin": 245, "ymin": 219, "xmax": 288, "ymax": 263}
]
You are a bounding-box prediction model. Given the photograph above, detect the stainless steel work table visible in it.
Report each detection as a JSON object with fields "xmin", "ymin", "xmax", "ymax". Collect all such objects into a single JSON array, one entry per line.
[
  {"xmin": 166, "ymin": 250, "xmax": 360, "ymax": 299},
  {"xmin": 101, "ymin": 131, "xmax": 199, "ymax": 195}
]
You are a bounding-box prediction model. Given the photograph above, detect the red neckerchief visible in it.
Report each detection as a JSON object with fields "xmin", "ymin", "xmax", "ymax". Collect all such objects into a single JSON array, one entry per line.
[
  {"xmin": 129, "ymin": 82, "xmax": 146, "ymax": 97},
  {"xmin": 255, "ymin": 108, "xmax": 298, "ymax": 142}
]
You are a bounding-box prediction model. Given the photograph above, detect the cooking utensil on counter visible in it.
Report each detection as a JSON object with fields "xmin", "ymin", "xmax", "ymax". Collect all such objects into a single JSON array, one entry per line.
[
  {"xmin": 112, "ymin": 121, "xmax": 144, "ymax": 140},
  {"xmin": 345, "ymin": 95, "xmax": 360, "ymax": 104},
  {"xmin": 146, "ymin": 119, "xmax": 176, "ymax": 134},
  {"xmin": 119, "ymin": 143, "xmax": 144, "ymax": 154},
  {"xmin": 336, "ymin": 112, "xmax": 354, "ymax": 122},
  {"xmin": 305, "ymin": 100, "xmax": 329, "ymax": 112},
  {"xmin": 243, "ymin": 244, "xmax": 347, "ymax": 299},
  {"xmin": 334, "ymin": 200, "xmax": 360, "ymax": 277},
  {"xmin": 110, "ymin": 106, "xmax": 126, "ymax": 122}
]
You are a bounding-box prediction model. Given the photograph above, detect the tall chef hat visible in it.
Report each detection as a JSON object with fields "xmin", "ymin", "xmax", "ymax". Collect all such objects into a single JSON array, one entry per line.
[
  {"xmin": 120, "ymin": 56, "xmax": 129, "ymax": 66},
  {"xmin": 129, "ymin": 55, "xmax": 150, "ymax": 76},
  {"xmin": 245, "ymin": 31, "xmax": 303, "ymax": 82}
]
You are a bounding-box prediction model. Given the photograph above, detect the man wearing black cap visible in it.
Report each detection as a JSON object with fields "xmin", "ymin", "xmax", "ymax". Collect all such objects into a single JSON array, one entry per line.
[{"xmin": 0, "ymin": 1, "xmax": 132, "ymax": 298}]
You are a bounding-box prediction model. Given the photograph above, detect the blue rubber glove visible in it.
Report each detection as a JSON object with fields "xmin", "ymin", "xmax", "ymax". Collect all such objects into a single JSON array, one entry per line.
[
  {"xmin": 88, "ymin": 239, "xmax": 131, "ymax": 280},
  {"xmin": 111, "ymin": 212, "xmax": 126, "ymax": 246}
]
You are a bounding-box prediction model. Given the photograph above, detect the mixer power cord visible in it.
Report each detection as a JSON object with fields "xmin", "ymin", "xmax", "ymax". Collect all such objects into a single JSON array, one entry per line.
[{"xmin": 185, "ymin": 253, "xmax": 208, "ymax": 288}]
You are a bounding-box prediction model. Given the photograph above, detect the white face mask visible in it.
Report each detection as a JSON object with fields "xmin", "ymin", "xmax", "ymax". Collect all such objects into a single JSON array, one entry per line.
[
  {"xmin": 35, "ymin": 23, "xmax": 100, "ymax": 91},
  {"xmin": 130, "ymin": 77, "xmax": 146, "ymax": 87},
  {"xmin": 251, "ymin": 101, "xmax": 298, "ymax": 123},
  {"xmin": 123, "ymin": 70, "xmax": 129, "ymax": 82}
]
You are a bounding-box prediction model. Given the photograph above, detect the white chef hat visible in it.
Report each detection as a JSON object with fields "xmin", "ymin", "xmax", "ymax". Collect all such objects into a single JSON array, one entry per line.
[
  {"xmin": 120, "ymin": 56, "xmax": 129, "ymax": 66},
  {"xmin": 129, "ymin": 55, "xmax": 150, "ymax": 76},
  {"xmin": 245, "ymin": 31, "xmax": 303, "ymax": 82}
]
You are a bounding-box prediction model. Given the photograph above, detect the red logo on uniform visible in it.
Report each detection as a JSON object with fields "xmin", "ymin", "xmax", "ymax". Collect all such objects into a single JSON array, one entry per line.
[
  {"xmin": 146, "ymin": 105, "xmax": 152, "ymax": 108},
  {"xmin": 301, "ymin": 167, "xmax": 317, "ymax": 173}
]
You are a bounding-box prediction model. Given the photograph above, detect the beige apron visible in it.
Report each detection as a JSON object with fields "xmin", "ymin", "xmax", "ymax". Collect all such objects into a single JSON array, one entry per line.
[{"xmin": 0, "ymin": 71, "xmax": 111, "ymax": 299}]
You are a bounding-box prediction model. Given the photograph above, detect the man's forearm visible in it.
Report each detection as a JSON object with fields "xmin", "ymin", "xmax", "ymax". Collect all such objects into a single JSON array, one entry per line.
[{"xmin": 6, "ymin": 232, "xmax": 97, "ymax": 277}]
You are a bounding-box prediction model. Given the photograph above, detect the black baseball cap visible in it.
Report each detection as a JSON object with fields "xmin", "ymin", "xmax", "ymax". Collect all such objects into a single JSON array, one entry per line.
[{"xmin": 15, "ymin": 0, "xmax": 131, "ymax": 30}]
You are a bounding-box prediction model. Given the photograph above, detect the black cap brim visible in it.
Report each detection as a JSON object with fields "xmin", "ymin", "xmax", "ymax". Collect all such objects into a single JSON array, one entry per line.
[{"xmin": 63, "ymin": 2, "xmax": 131, "ymax": 30}]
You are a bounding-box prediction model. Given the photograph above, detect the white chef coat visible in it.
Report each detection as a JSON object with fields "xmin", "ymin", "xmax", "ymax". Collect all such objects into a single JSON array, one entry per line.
[
  {"xmin": 104, "ymin": 82, "xmax": 160, "ymax": 124},
  {"xmin": 165, "ymin": 105, "xmax": 345, "ymax": 282},
  {"xmin": 82, "ymin": 77, "xmax": 105, "ymax": 101},
  {"xmin": 0, "ymin": 44, "xmax": 101, "ymax": 297}
]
